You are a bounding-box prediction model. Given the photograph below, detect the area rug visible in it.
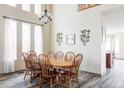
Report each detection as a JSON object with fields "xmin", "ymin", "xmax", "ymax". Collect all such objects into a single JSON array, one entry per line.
[{"xmin": 0, "ymin": 71, "xmax": 100, "ymax": 88}]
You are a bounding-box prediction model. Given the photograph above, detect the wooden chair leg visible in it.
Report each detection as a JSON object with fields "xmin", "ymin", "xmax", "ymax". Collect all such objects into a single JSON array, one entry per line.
[
  {"xmin": 76, "ymin": 77, "xmax": 80, "ymax": 88},
  {"xmin": 30, "ymin": 71, "xmax": 33, "ymax": 83},
  {"xmin": 69, "ymin": 78, "xmax": 72, "ymax": 88},
  {"xmin": 39, "ymin": 74, "xmax": 42, "ymax": 87},
  {"xmin": 24, "ymin": 71, "xmax": 27, "ymax": 80},
  {"xmin": 50, "ymin": 78, "xmax": 53, "ymax": 88}
]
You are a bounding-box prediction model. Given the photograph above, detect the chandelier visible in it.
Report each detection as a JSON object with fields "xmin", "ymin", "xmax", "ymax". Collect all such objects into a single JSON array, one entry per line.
[{"xmin": 39, "ymin": 4, "xmax": 52, "ymax": 24}]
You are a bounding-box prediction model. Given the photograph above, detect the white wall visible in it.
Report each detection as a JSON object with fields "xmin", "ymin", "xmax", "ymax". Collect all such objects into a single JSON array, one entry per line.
[
  {"xmin": 52, "ymin": 4, "xmax": 124, "ymax": 75},
  {"xmin": 113, "ymin": 33, "xmax": 124, "ymax": 58},
  {"xmin": 0, "ymin": 4, "xmax": 51, "ymax": 73},
  {"xmin": 118, "ymin": 33, "xmax": 124, "ymax": 58},
  {"xmin": 42, "ymin": 5, "xmax": 52, "ymax": 54},
  {"xmin": 105, "ymin": 7, "xmax": 124, "ymax": 34}
]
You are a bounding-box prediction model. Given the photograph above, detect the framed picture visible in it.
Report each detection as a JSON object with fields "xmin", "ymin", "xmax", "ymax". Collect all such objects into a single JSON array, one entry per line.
[{"xmin": 66, "ymin": 34, "xmax": 75, "ymax": 45}]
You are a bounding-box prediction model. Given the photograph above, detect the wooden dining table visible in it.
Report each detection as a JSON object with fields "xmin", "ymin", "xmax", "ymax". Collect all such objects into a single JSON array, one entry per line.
[
  {"xmin": 31, "ymin": 57, "xmax": 74, "ymax": 87},
  {"xmin": 49, "ymin": 58, "xmax": 74, "ymax": 86},
  {"xmin": 50, "ymin": 58, "xmax": 73, "ymax": 68}
]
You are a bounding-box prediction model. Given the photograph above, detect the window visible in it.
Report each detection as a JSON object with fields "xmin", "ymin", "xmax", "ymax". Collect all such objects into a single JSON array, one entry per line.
[
  {"xmin": 22, "ymin": 23, "xmax": 30, "ymax": 52},
  {"xmin": 115, "ymin": 37, "xmax": 120, "ymax": 54},
  {"xmin": 4, "ymin": 19, "xmax": 17, "ymax": 73},
  {"xmin": 34, "ymin": 25, "xmax": 43, "ymax": 54},
  {"xmin": 22, "ymin": 4, "xmax": 30, "ymax": 12},
  {"xmin": 106, "ymin": 37, "xmax": 111, "ymax": 52},
  {"xmin": 35, "ymin": 4, "xmax": 42, "ymax": 15},
  {"xmin": 4, "ymin": 19, "xmax": 17, "ymax": 60},
  {"xmin": 7, "ymin": 4, "xmax": 16, "ymax": 7}
]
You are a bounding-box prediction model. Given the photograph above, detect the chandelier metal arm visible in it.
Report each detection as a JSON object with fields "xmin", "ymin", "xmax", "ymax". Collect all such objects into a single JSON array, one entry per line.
[{"xmin": 39, "ymin": 4, "xmax": 52, "ymax": 24}]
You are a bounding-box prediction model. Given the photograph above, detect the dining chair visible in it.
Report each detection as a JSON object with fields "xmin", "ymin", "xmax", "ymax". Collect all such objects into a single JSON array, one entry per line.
[
  {"xmin": 64, "ymin": 52, "xmax": 75, "ymax": 62},
  {"xmin": 38, "ymin": 54, "xmax": 57, "ymax": 88},
  {"xmin": 27, "ymin": 51, "xmax": 38, "ymax": 69},
  {"xmin": 22, "ymin": 52, "xmax": 29, "ymax": 80},
  {"xmin": 60, "ymin": 52, "xmax": 75, "ymax": 76},
  {"xmin": 55, "ymin": 51, "xmax": 64, "ymax": 60},
  {"xmin": 27, "ymin": 51, "xmax": 41, "ymax": 83},
  {"xmin": 60, "ymin": 53, "xmax": 83, "ymax": 88},
  {"xmin": 28, "ymin": 49, "xmax": 37, "ymax": 57},
  {"xmin": 54, "ymin": 51, "xmax": 64, "ymax": 78},
  {"xmin": 47, "ymin": 52, "xmax": 55, "ymax": 59}
]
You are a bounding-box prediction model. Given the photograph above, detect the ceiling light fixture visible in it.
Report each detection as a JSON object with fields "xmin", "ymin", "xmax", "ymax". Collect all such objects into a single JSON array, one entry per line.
[{"xmin": 39, "ymin": 4, "xmax": 52, "ymax": 24}]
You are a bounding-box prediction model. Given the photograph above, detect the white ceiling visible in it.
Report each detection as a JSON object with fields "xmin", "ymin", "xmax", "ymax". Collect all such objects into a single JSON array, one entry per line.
[{"xmin": 104, "ymin": 6, "xmax": 124, "ymax": 34}]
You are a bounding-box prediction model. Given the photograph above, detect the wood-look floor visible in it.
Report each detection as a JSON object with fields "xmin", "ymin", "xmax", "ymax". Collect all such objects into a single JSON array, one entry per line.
[{"xmin": 0, "ymin": 59, "xmax": 124, "ymax": 88}]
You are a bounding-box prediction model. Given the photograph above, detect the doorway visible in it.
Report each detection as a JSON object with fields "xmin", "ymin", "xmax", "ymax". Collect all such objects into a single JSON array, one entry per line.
[{"xmin": 103, "ymin": 6, "xmax": 124, "ymax": 73}]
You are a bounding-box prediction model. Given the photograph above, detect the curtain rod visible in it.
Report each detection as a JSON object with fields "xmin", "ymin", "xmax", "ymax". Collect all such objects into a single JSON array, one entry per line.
[{"xmin": 3, "ymin": 16, "xmax": 44, "ymax": 26}]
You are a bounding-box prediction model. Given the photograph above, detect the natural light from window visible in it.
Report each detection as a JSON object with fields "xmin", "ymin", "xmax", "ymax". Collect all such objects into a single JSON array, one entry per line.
[
  {"xmin": 4, "ymin": 19, "xmax": 17, "ymax": 60},
  {"xmin": 7, "ymin": 4, "xmax": 16, "ymax": 7},
  {"xmin": 115, "ymin": 37, "xmax": 120, "ymax": 55},
  {"xmin": 106, "ymin": 37, "xmax": 111, "ymax": 52},
  {"xmin": 35, "ymin": 25, "xmax": 43, "ymax": 54},
  {"xmin": 22, "ymin": 4, "xmax": 30, "ymax": 12},
  {"xmin": 35, "ymin": 4, "xmax": 42, "ymax": 15},
  {"xmin": 22, "ymin": 23, "xmax": 30, "ymax": 52},
  {"xmin": 4, "ymin": 19, "xmax": 17, "ymax": 73}
]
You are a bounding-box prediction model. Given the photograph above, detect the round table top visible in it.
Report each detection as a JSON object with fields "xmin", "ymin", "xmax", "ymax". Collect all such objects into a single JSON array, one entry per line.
[{"xmin": 50, "ymin": 58, "xmax": 73, "ymax": 68}]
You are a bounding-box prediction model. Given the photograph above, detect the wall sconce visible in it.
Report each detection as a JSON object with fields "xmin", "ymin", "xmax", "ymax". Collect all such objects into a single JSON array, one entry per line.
[
  {"xmin": 80, "ymin": 29, "xmax": 90, "ymax": 46},
  {"xmin": 56, "ymin": 33, "xmax": 63, "ymax": 46}
]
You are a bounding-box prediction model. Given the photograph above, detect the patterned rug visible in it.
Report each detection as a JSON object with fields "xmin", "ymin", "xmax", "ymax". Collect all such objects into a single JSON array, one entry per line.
[
  {"xmin": 0, "ymin": 71, "xmax": 100, "ymax": 88},
  {"xmin": 1, "ymin": 60, "xmax": 124, "ymax": 88}
]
